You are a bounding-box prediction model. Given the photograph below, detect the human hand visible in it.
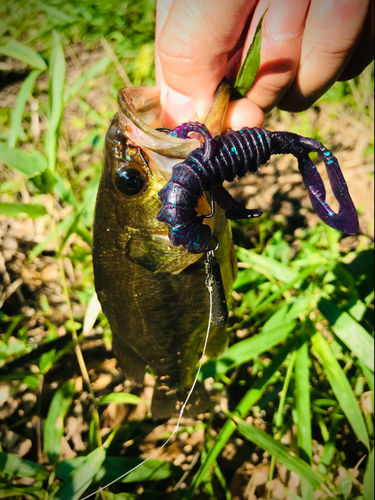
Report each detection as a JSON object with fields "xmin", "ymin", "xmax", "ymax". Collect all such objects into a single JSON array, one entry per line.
[{"xmin": 155, "ymin": 0, "xmax": 374, "ymax": 129}]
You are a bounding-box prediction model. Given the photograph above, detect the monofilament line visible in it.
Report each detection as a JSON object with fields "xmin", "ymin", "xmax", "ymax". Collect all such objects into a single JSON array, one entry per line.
[{"xmin": 81, "ymin": 291, "xmax": 213, "ymax": 500}]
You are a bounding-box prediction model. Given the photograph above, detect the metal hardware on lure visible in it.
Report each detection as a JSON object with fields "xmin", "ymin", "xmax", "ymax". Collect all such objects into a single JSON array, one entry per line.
[
  {"xmin": 156, "ymin": 122, "xmax": 359, "ymax": 254},
  {"xmin": 204, "ymin": 239, "xmax": 228, "ymax": 327}
]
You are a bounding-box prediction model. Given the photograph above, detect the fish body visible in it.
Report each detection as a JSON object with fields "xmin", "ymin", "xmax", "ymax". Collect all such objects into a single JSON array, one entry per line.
[{"xmin": 93, "ymin": 87, "xmax": 236, "ymax": 419}]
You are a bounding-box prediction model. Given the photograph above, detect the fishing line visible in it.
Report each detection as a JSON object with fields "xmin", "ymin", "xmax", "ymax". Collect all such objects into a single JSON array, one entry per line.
[{"xmin": 81, "ymin": 283, "xmax": 214, "ymax": 500}]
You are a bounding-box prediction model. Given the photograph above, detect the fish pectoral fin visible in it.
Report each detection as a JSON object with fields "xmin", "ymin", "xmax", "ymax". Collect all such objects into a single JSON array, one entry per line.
[
  {"xmin": 151, "ymin": 380, "xmax": 209, "ymax": 419},
  {"xmin": 111, "ymin": 335, "xmax": 145, "ymax": 386}
]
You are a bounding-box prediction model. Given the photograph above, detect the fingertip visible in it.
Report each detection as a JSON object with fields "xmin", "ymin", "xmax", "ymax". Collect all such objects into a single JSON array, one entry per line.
[{"xmin": 223, "ymin": 99, "xmax": 264, "ymax": 130}]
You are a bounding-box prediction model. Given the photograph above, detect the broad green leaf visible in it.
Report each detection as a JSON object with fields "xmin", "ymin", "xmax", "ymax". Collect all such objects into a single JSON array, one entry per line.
[
  {"xmin": 318, "ymin": 298, "xmax": 374, "ymax": 371},
  {"xmin": 0, "ymin": 40, "xmax": 47, "ymax": 70},
  {"xmin": 51, "ymin": 447, "xmax": 106, "ymax": 500},
  {"xmin": 364, "ymin": 449, "xmax": 374, "ymax": 500},
  {"xmin": 311, "ymin": 328, "xmax": 370, "ymax": 450},
  {"xmin": 98, "ymin": 393, "xmax": 147, "ymax": 406},
  {"xmin": 0, "ymin": 142, "xmax": 47, "ymax": 178},
  {"xmin": 233, "ymin": 8, "xmax": 267, "ymax": 97},
  {"xmin": 186, "ymin": 337, "xmax": 297, "ymax": 499},
  {"xmin": 0, "ymin": 452, "xmax": 49, "ymax": 480},
  {"xmin": 235, "ymin": 418, "xmax": 326, "ymax": 491},
  {"xmin": 236, "ymin": 247, "xmax": 298, "ymax": 282},
  {"xmin": 200, "ymin": 321, "xmax": 296, "ymax": 379},
  {"xmin": 9, "ymin": 69, "xmax": 41, "ymax": 148},
  {"xmin": 44, "ymin": 380, "xmax": 75, "ymax": 464},
  {"xmin": 64, "ymin": 58, "xmax": 111, "ymax": 103},
  {"xmin": 45, "ymin": 31, "xmax": 65, "ymax": 171},
  {"xmin": 0, "ymin": 202, "xmax": 47, "ymax": 219}
]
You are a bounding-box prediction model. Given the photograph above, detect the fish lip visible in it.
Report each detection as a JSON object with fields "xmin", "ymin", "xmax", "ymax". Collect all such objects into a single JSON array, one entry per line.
[{"xmin": 118, "ymin": 87, "xmax": 200, "ymax": 160}]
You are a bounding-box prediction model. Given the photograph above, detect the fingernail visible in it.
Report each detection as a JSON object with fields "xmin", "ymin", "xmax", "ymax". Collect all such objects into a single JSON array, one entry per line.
[
  {"xmin": 266, "ymin": 0, "xmax": 308, "ymax": 41},
  {"xmin": 160, "ymin": 83, "xmax": 197, "ymax": 128}
]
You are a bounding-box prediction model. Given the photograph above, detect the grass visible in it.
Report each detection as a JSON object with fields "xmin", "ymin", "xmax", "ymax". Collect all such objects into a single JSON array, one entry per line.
[{"xmin": 0, "ymin": 1, "xmax": 374, "ymax": 499}]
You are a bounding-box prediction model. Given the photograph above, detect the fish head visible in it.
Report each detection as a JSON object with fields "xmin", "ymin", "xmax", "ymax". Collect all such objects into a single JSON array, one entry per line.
[{"xmin": 94, "ymin": 87, "xmax": 211, "ymax": 273}]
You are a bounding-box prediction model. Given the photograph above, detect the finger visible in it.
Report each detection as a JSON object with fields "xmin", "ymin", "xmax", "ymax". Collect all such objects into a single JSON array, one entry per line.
[
  {"xmin": 338, "ymin": 0, "xmax": 374, "ymax": 81},
  {"xmin": 155, "ymin": 0, "xmax": 173, "ymax": 85},
  {"xmin": 279, "ymin": 0, "xmax": 371, "ymax": 111},
  {"xmin": 223, "ymin": 99, "xmax": 265, "ymax": 130},
  {"xmin": 243, "ymin": 0, "xmax": 310, "ymax": 113},
  {"xmin": 157, "ymin": 0, "xmax": 256, "ymax": 120}
]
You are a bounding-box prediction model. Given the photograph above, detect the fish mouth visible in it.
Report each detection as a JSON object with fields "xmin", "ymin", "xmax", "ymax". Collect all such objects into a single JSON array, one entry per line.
[
  {"xmin": 117, "ymin": 81, "xmax": 231, "ymax": 228},
  {"xmin": 117, "ymin": 81, "xmax": 231, "ymax": 179}
]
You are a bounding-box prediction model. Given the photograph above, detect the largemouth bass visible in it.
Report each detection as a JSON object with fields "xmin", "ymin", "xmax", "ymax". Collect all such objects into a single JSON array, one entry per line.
[{"xmin": 93, "ymin": 84, "xmax": 236, "ymax": 419}]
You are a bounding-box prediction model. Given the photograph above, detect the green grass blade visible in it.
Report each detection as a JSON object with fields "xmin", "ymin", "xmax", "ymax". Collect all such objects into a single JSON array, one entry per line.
[
  {"xmin": 364, "ymin": 448, "xmax": 374, "ymax": 500},
  {"xmin": 51, "ymin": 447, "xmax": 106, "ymax": 500},
  {"xmin": 234, "ymin": 418, "xmax": 326, "ymax": 491},
  {"xmin": 213, "ymin": 460, "xmax": 232, "ymax": 500},
  {"xmin": 28, "ymin": 215, "xmax": 75, "ymax": 260},
  {"xmin": 249, "ymin": 265, "xmax": 320, "ymax": 319},
  {"xmin": 295, "ymin": 331, "xmax": 312, "ymax": 462},
  {"xmin": 236, "ymin": 247, "xmax": 298, "ymax": 282},
  {"xmin": 185, "ymin": 337, "xmax": 297, "ymax": 499},
  {"xmin": 233, "ymin": 8, "xmax": 267, "ymax": 98},
  {"xmin": 56, "ymin": 456, "xmax": 180, "ymax": 483},
  {"xmin": 295, "ymin": 331, "xmax": 313, "ymax": 500},
  {"xmin": 9, "ymin": 69, "xmax": 41, "ymax": 148},
  {"xmin": 0, "ymin": 486, "xmax": 47, "ymax": 499},
  {"xmin": 45, "ymin": 31, "xmax": 65, "ymax": 171},
  {"xmin": 78, "ymin": 98, "xmax": 108, "ymax": 128},
  {"xmin": 44, "ymin": 380, "xmax": 75, "ymax": 464},
  {"xmin": 319, "ymin": 298, "xmax": 374, "ymax": 371},
  {"xmin": 0, "ymin": 40, "xmax": 47, "ymax": 70},
  {"xmin": 56, "ymin": 209, "xmax": 83, "ymax": 258},
  {"xmin": 0, "ymin": 452, "xmax": 49, "ymax": 480},
  {"xmin": 360, "ymin": 361, "xmax": 374, "ymax": 392},
  {"xmin": 310, "ymin": 327, "xmax": 370, "ymax": 450},
  {"xmin": 64, "ymin": 58, "xmax": 111, "ymax": 104},
  {"xmin": 0, "ymin": 142, "xmax": 47, "ymax": 178},
  {"xmin": 200, "ymin": 320, "xmax": 296, "ymax": 380},
  {"xmin": 0, "ymin": 202, "xmax": 47, "ymax": 219},
  {"xmin": 97, "ymin": 393, "xmax": 147, "ymax": 406},
  {"xmin": 317, "ymin": 412, "xmax": 341, "ymax": 475}
]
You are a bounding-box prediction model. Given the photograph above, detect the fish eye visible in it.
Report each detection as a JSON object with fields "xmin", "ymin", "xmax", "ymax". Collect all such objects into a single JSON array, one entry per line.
[{"xmin": 114, "ymin": 166, "xmax": 147, "ymax": 196}]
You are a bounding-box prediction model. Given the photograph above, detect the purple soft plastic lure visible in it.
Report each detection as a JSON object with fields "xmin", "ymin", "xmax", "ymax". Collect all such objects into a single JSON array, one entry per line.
[{"xmin": 156, "ymin": 122, "xmax": 359, "ymax": 254}]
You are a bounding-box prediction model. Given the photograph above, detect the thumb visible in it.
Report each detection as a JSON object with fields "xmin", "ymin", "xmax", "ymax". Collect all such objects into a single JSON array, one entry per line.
[{"xmin": 157, "ymin": 0, "xmax": 256, "ymax": 122}]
